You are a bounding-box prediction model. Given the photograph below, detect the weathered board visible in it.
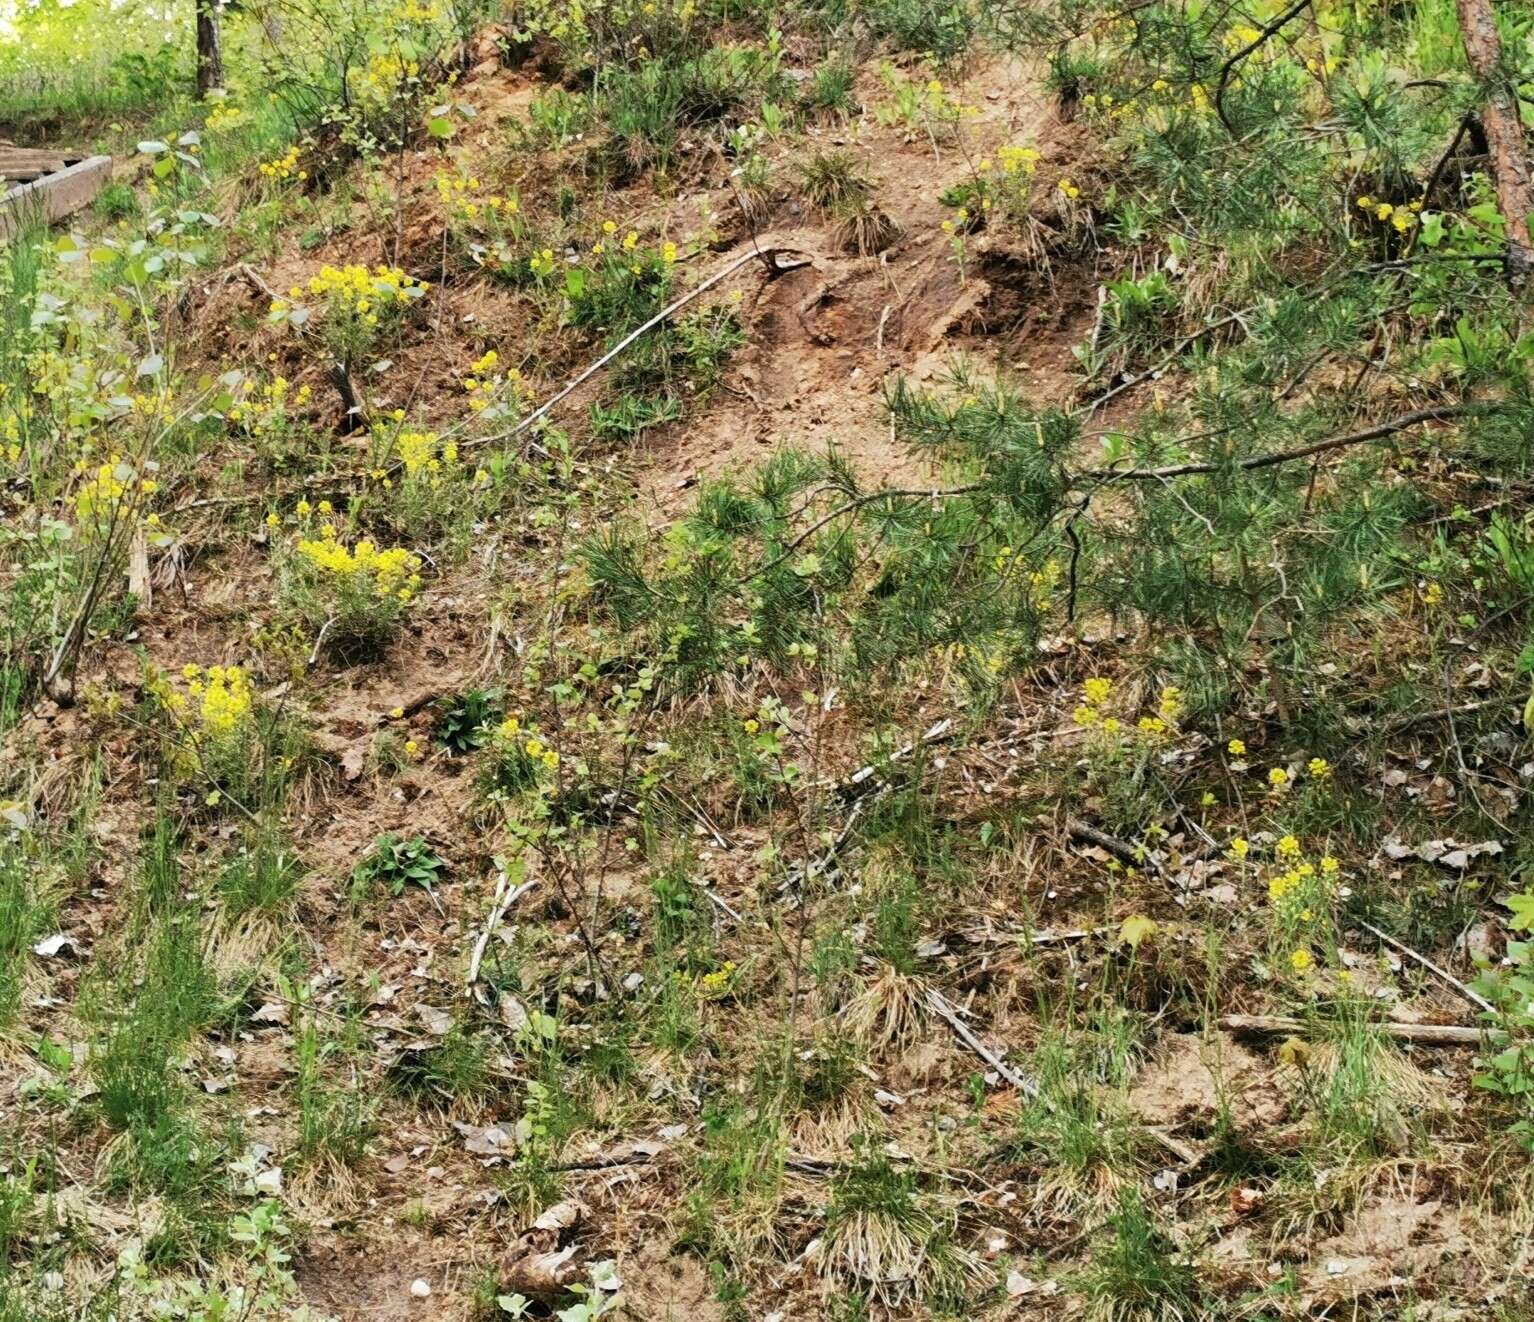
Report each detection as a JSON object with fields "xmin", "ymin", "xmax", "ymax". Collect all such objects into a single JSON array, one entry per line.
[{"xmin": 0, "ymin": 149, "xmax": 113, "ymax": 240}]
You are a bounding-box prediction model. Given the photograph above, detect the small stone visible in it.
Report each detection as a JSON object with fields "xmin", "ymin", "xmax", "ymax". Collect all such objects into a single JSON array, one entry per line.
[{"xmin": 409, "ymin": 1278, "xmax": 432, "ymax": 1298}]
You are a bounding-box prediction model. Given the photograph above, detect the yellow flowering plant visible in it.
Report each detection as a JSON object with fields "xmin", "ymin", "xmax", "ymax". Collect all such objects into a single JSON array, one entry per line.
[
  {"xmin": 562, "ymin": 224, "xmax": 682, "ymax": 337},
  {"xmin": 433, "ymin": 169, "xmax": 543, "ymax": 281},
  {"xmin": 477, "ymin": 715, "xmax": 563, "ymax": 799},
  {"xmin": 146, "ymin": 661, "xmax": 261, "ymax": 789},
  {"xmin": 267, "ymin": 263, "xmax": 428, "ymax": 364},
  {"xmin": 942, "ymin": 143, "xmax": 1042, "ymax": 226},
  {"xmin": 281, "ymin": 523, "xmax": 424, "ymax": 655},
  {"xmin": 1264, "ymin": 843, "xmax": 1342, "ymax": 964}
]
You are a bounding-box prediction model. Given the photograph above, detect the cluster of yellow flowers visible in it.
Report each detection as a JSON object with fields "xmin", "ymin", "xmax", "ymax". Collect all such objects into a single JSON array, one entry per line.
[
  {"xmin": 1356, "ymin": 195, "xmax": 1422, "ymax": 234},
  {"xmin": 989, "ymin": 547, "xmax": 1062, "ymax": 610},
  {"xmin": 1073, "ymin": 677, "xmax": 1183, "ymax": 741},
  {"xmin": 463, "ymin": 349, "xmax": 531, "ymax": 418},
  {"xmin": 152, "ymin": 663, "xmax": 256, "ymax": 744},
  {"xmin": 699, "ymin": 960, "xmax": 737, "ymax": 998},
  {"xmin": 434, "ymin": 171, "xmax": 519, "ymax": 225},
  {"xmin": 362, "ymin": 53, "xmax": 421, "ymax": 97},
  {"xmin": 997, "ymin": 143, "xmax": 1041, "ymax": 177},
  {"xmin": 297, "ymin": 530, "xmax": 423, "ymax": 602},
  {"xmin": 492, "ymin": 716, "xmax": 561, "ymax": 772},
  {"xmin": 1227, "ymin": 832, "xmax": 1343, "ymax": 972},
  {"xmin": 258, "ymin": 145, "xmax": 305, "ymax": 183},
  {"xmin": 396, "ymin": 0, "xmax": 441, "ymax": 19},
  {"xmin": 305, "ymin": 263, "xmax": 425, "ymax": 307},
  {"xmin": 394, "ymin": 430, "xmax": 460, "ymax": 478},
  {"xmin": 204, "ymin": 96, "xmax": 246, "ymax": 132},
  {"xmin": 74, "ymin": 456, "xmax": 157, "ymax": 520},
  {"xmin": 227, "ymin": 376, "xmax": 312, "ymax": 434},
  {"xmin": 1264, "ymin": 757, "xmax": 1332, "ymax": 791},
  {"xmin": 1057, "ymin": 176, "xmax": 1082, "ymax": 201},
  {"xmin": 269, "ymin": 264, "xmax": 428, "ymax": 338},
  {"xmin": 264, "ymin": 497, "xmax": 335, "ymax": 530}
]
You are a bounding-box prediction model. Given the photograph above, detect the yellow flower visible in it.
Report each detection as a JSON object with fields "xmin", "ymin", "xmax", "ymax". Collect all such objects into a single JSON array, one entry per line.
[
  {"xmin": 1228, "ymin": 738, "xmax": 1246, "ymax": 756},
  {"xmin": 390, "ymin": 706, "xmax": 405, "ymax": 719},
  {"xmin": 1083, "ymin": 677, "xmax": 1113, "ymax": 705},
  {"xmin": 1276, "ymin": 834, "xmax": 1300, "ymax": 857},
  {"xmin": 1321, "ymin": 855, "xmax": 1340, "ymax": 874},
  {"xmin": 1229, "ymin": 837, "xmax": 1249, "ymax": 859},
  {"xmin": 743, "ymin": 718, "xmax": 760, "ymax": 734},
  {"xmin": 1308, "ymin": 756, "xmax": 1332, "ymax": 780},
  {"xmin": 1289, "ymin": 949, "xmax": 1313, "ymax": 972},
  {"xmin": 404, "ymin": 739, "xmax": 420, "ymax": 756},
  {"xmin": 1268, "ymin": 767, "xmax": 1289, "ymax": 787}
]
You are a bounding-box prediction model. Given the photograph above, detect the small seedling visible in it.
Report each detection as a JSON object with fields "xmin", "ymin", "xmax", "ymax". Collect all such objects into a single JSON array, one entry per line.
[
  {"xmin": 436, "ymin": 687, "xmax": 502, "ymax": 753},
  {"xmin": 351, "ymin": 833, "xmax": 445, "ymax": 907}
]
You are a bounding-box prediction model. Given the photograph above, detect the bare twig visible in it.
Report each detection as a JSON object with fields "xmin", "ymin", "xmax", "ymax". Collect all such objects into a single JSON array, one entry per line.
[
  {"xmin": 466, "ymin": 246, "xmax": 812, "ymax": 453},
  {"xmin": 1067, "ymin": 817, "xmax": 1159, "ymax": 874},
  {"xmin": 1355, "ymin": 918, "xmax": 1494, "ymax": 1015},
  {"xmin": 1220, "ymin": 1013, "xmax": 1482, "ymax": 1046},
  {"xmin": 926, "ymin": 988, "xmax": 1039, "ymax": 1096},
  {"xmin": 467, "ymin": 868, "xmax": 539, "ymax": 990}
]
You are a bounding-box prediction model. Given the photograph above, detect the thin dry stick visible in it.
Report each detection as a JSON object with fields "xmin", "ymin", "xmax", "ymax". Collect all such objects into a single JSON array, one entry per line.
[
  {"xmin": 1356, "ymin": 918, "xmax": 1493, "ymax": 1015},
  {"xmin": 1066, "ymin": 817, "xmax": 1161, "ymax": 874},
  {"xmin": 467, "ymin": 871, "xmax": 539, "ymax": 990},
  {"xmin": 1220, "ymin": 1013, "xmax": 1483, "ymax": 1046},
  {"xmin": 465, "ymin": 245, "xmax": 812, "ymax": 452},
  {"xmin": 926, "ymin": 988, "xmax": 1039, "ymax": 1097}
]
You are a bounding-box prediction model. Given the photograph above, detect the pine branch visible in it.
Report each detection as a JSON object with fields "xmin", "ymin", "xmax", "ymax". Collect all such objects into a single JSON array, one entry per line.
[
  {"xmin": 1098, "ymin": 404, "xmax": 1486, "ymax": 482},
  {"xmin": 1213, "ymin": 0, "xmax": 1314, "ymax": 135}
]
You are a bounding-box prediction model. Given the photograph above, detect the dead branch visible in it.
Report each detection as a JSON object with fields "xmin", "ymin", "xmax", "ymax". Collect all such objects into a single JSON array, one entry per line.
[
  {"xmin": 467, "ymin": 245, "xmax": 813, "ymax": 453},
  {"xmin": 927, "ymin": 987, "xmax": 1039, "ymax": 1097},
  {"xmin": 1220, "ymin": 1013, "xmax": 1482, "ymax": 1046},
  {"xmin": 1355, "ymin": 919, "xmax": 1494, "ymax": 1015},
  {"xmin": 1104, "ymin": 405, "xmax": 1482, "ymax": 481},
  {"xmin": 1066, "ymin": 817, "xmax": 1159, "ymax": 874}
]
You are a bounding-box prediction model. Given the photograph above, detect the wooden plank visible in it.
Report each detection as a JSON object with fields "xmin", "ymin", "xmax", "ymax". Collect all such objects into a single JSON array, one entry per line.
[
  {"xmin": 0, "ymin": 155, "xmax": 113, "ymax": 241},
  {"xmin": 0, "ymin": 147, "xmax": 74, "ymax": 182}
]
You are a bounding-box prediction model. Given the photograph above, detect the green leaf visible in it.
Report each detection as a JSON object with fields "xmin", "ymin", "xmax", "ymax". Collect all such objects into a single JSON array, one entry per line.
[
  {"xmin": 1507, "ymin": 890, "xmax": 1534, "ymax": 931},
  {"xmin": 1118, "ymin": 913, "xmax": 1159, "ymax": 948},
  {"xmin": 428, "ymin": 116, "xmax": 454, "ymax": 139}
]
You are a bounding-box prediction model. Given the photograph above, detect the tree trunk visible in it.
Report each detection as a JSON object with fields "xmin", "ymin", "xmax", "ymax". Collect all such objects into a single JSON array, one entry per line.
[
  {"xmin": 195, "ymin": 0, "xmax": 224, "ymax": 97},
  {"xmin": 1455, "ymin": 0, "xmax": 1533, "ymax": 280}
]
